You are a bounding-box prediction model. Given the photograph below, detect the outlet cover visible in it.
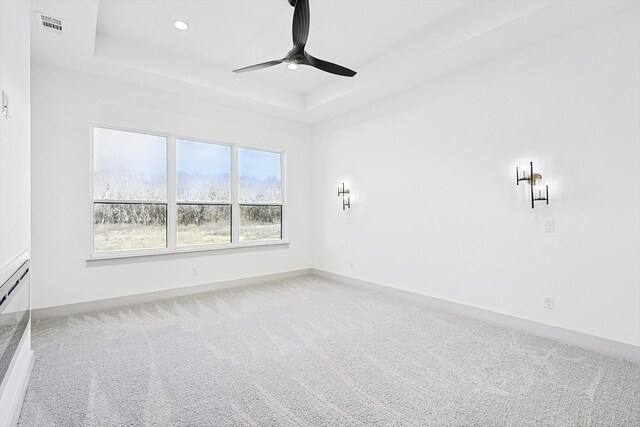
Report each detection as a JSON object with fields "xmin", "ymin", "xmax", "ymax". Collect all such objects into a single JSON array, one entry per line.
[{"xmin": 544, "ymin": 296, "xmax": 554, "ymax": 310}]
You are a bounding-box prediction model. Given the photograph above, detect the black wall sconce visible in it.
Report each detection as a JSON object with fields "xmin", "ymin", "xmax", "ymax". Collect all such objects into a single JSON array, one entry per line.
[
  {"xmin": 516, "ymin": 161, "xmax": 549, "ymax": 209},
  {"xmin": 338, "ymin": 182, "xmax": 351, "ymax": 210}
]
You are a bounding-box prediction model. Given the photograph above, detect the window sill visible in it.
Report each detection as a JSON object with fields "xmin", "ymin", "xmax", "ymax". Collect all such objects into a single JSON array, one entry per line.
[{"xmin": 87, "ymin": 241, "xmax": 290, "ymax": 262}]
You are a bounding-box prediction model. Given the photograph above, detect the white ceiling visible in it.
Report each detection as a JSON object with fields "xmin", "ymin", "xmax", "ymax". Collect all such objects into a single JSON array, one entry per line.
[
  {"xmin": 30, "ymin": 0, "xmax": 640, "ymax": 124},
  {"xmin": 96, "ymin": 0, "xmax": 472, "ymax": 95}
]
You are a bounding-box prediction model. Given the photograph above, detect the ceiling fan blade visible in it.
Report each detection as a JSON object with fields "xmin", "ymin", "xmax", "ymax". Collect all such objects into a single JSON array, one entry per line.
[
  {"xmin": 307, "ymin": 55, "xmax": 357, "ymax": 77},
  {"xmin": 292, "ymin": 0, "xmax": 310, "ymax": 47},
  {"xmin": 233, "ymin": 60, "xmax": 283, "ymax": 73}
]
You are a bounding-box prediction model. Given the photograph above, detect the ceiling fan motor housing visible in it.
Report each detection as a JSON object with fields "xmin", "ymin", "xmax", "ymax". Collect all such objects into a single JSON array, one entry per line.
[{"xmin": 287, "ymin": 45, "xmax": 306, "ymax": 63}]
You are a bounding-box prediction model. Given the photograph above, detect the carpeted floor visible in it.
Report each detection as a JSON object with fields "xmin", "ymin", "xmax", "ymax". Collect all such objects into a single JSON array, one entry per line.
[{"xmin": 18, "ymin": 275, "xmax": 640, "ymax": 426}]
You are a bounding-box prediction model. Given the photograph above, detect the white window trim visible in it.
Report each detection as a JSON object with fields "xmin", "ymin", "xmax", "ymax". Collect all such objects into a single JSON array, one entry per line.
[{"xmin": 88, "ymin": 124, "xmax": 288, "ymax": 261}]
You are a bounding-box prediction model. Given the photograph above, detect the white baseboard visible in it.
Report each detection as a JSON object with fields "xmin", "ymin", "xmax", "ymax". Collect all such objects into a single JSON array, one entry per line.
[
  {"xmin": 0, "ymin": 322, "xmax": 34, "ymax": 427},
  {"xmin": 32, "ymin": 269, "xmax": 313, "ymax": 320},
  {"xmin": 311, "ymin": 269, "xmax": 640, "ymax": 363},
  {"xmin": 30, "ymin": 267, "xmax": 640, "ymax": 363}
]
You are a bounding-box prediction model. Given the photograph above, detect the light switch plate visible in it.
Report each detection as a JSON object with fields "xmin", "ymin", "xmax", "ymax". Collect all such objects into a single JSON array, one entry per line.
[
  {"xmin": 544, "ymin": 219, "xmax": 554, "ymax": 233},
  {"xmin": 1, "ymin": 90, "xmax": 8, "ymax": 118}
]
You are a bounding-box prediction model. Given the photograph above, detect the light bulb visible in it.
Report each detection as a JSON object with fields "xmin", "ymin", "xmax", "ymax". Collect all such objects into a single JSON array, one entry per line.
[
  {"xmin": 173, "ymin": 20, "xmax": 189, "ymax": 31},
  {"xmin": 287, "ymin": 63, "xmax": 298, "ymax": 71}
]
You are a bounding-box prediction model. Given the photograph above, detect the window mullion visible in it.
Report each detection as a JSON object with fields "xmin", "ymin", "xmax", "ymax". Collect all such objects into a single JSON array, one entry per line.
[
  {"xmin": 167, "ymin": 135, "xmax": 177, "ymax": 250},
  {"xmin": 92, "ymin": 199, "xmax": 167, "ymax": 204},
  {"xmin": 176, "ymin": 201, "xmax": 231, "ymax": 206}
]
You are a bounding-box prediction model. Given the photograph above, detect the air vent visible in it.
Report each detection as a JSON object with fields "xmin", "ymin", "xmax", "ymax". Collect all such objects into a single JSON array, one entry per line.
[{"xmin": 37, "ymin": 12, "xmax": 64, "ymax": 34}]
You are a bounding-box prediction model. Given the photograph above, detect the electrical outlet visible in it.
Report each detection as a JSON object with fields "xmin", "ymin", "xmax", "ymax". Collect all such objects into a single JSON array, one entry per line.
[
  {"xmin": 544, "ymin": 296, "xmax": 554, "ymax": 310},
  {"xmin": 349, "ymin": 261, "xmax": 354, "ymax": 270},
  {"xmin": 345, "ymin": 216, "xmax": 351, "ymax": 224},
  {"xmin": 192, "ymin": 268, "xmax": 198, "ymax": 276}
]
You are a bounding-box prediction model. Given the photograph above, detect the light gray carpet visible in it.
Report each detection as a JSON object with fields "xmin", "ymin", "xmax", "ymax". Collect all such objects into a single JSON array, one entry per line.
[{"xmin": 18, "ymin": 275, "xmax": 640, "ymax": 426}]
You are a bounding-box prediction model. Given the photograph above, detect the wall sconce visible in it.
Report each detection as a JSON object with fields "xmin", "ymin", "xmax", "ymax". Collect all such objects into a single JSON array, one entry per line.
[
  {"xmin": 338, "ymin": 182, "xmax": 351, "ymax": 210},
  {"xmin": 516, "ymin": 161, "xmax": 549, "ymax": 209},
  {"xmin": 532, "ymin": 179, "xmax": 549, "ymax": 207}
]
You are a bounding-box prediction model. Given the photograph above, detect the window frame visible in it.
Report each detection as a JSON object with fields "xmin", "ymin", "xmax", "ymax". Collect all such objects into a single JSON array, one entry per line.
[{"xmin": 89, "ymin": 124, "xmax": 288, "ymax": 260}]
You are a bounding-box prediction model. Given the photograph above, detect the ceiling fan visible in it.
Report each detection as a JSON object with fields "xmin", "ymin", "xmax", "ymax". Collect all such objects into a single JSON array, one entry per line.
[{"xmin": 233, "ymin": 0, "xmax": 357, "ymax": 77}]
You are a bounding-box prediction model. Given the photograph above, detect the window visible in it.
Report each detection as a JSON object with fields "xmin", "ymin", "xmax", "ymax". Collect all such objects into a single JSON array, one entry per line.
[
  {"xmin": 176, "ymin": 139, "xmax": 231, "ymax": 246},
  {"xmin": 238, "ymin": 148, "xmax": 283, "ymax": 242},
  {"xmin": 91, "ymin": 126, "xmax": 285, "ymax": 256},
  {"xmin": 93, "ymin": 128, "xmax": 167, "ymax": 252}
]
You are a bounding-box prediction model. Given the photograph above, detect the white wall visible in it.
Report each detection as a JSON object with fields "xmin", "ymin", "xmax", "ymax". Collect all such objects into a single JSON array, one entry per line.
[
  {"xmin": 30, "ymin": 5, "xmax": 640, "ymax": 349},
  {"xmin": 312, "ymin": 9, "xmax": 640, "ymax": 346},
  {"xmin": 30, "ymin": 65, "xmax": 313, "ymax": 310},
  {"xmin": 0, "ymin": 0, "xmax": 31, "ymax": 275},
  {"xmin": 0, "ymin": 1, "xmax": 32, "ymax": 424}
]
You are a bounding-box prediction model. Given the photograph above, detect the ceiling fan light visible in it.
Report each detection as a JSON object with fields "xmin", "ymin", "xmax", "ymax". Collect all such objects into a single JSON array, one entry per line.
[
  {"xmin": 287, "ymin": 63, "xmax": 299, "ymax": 71},
  {"xmin": 173, "ymin": 20, "xmax": 189, "ymax": 31}
]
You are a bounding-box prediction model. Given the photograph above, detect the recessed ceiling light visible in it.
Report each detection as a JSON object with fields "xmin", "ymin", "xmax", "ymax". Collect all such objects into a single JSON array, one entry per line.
[
  {"xmin": 287, "ymin": 63, "xmax": 298, "ymax": 71},
  {"xmin": 173, "ymin": 20, "xmax": 189, "ymax": 31}
]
